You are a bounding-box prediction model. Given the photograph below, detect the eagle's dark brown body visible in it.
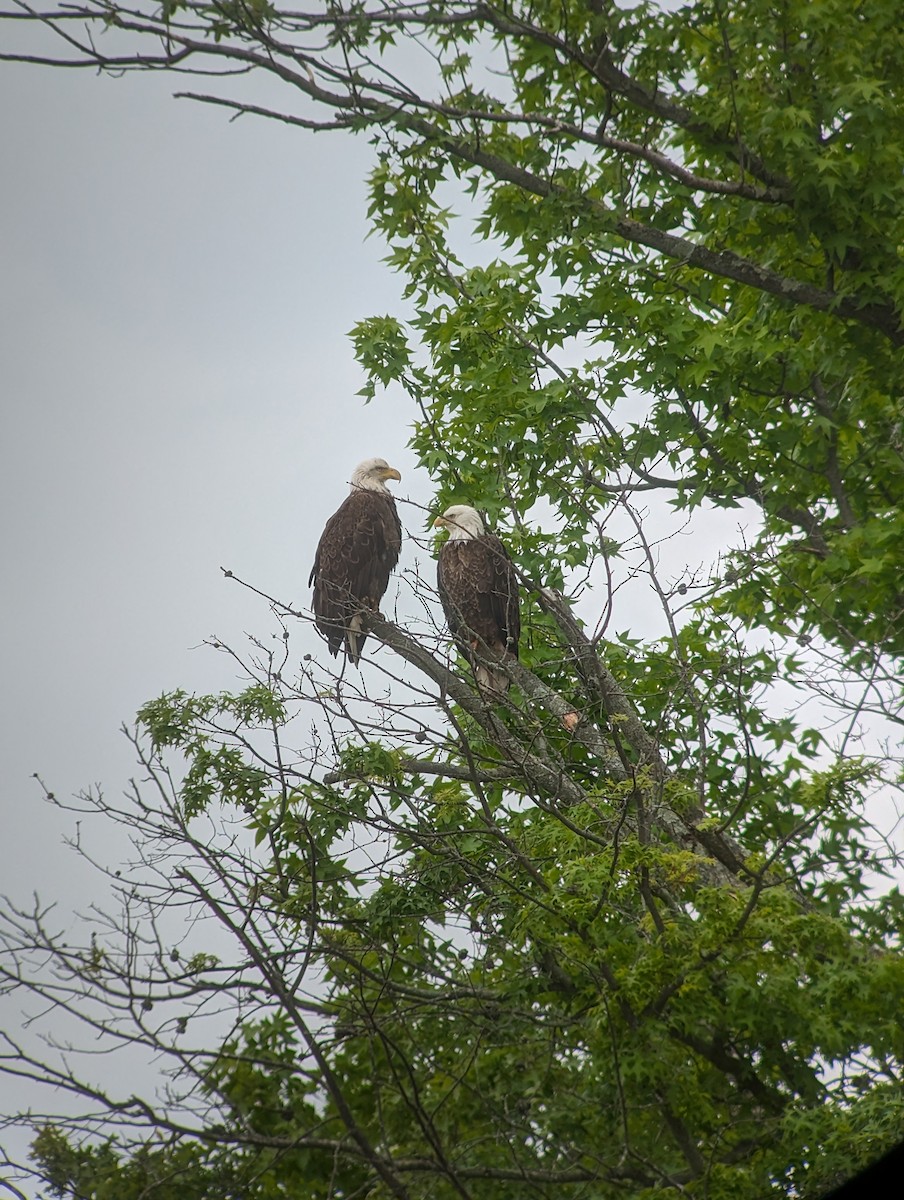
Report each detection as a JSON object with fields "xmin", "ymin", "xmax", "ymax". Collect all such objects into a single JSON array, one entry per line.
[
  {"xmin": 310, "ymin": 488, "xmax": 402, "ymax": 663},
  {"xmin": 437, "ymin": 535, "xmax": 520, "ymax": 692}
]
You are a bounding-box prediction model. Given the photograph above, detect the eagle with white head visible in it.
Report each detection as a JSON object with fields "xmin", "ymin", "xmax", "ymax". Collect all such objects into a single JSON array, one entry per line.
[
  {"xmin": 434, "ymin": 504, "xmax": 520, "ymax": 693},
  {"xmin": 309, "ymin": 458, "xmax": 402, "ymax": 663}
]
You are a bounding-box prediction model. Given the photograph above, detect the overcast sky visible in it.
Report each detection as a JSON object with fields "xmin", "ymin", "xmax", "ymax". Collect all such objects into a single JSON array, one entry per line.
[
  {"xmin": 0, "ymin": 59, "xmax": 440, "ymax": 1183},
  {"xmin": 1, "ymin": 66, "xmax": 429, "ymax": 821}
]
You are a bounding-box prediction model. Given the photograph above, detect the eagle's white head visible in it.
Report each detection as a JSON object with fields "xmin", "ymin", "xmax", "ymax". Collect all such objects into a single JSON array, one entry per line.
[
  {"xmin": 350, "ymin": 458, "xmax": 402, "ymax": 494},
  {"xmin": 434, "ymin": 504, "xmax": 486, "ymax": 540}
]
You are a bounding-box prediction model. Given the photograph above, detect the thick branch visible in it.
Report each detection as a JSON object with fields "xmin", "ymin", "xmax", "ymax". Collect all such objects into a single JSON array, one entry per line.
[
  {"xmin": 431, "ymin": 134, "xmax": 901, "ymax": 344},
  {"xmin": 503, "ymin": 655, "xmax": 627, "ymax": 779},
  {"xmin": 363, "ymin": 610, "xmax": 754, "ymax": 889},
  {"xmin": 363, "ymin": 611, "xmax": 592, "ymax": 807}
]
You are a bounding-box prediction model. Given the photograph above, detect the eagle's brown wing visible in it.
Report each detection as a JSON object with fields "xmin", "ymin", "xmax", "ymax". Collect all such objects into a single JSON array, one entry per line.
[
  {"xmin": 484, "ymin": 534, "xmax": 520, "ymax": 658},
  {"xmin": 310, "ymin": 489, "xmax": 402, "ymax": 662},
  {"xmin": 438, "ymin": 535, "xmax": 520, "ymax": 690}
]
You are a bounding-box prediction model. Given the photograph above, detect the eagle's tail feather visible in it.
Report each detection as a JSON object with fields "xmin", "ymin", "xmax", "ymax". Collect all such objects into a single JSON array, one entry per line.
[
  {"xmin": 475, "ymin": 661, "xmax": 511, "ymax": 695},
  {"xmin": 345, "ymin": 613, "xmax": 365, "ymax": 666}
]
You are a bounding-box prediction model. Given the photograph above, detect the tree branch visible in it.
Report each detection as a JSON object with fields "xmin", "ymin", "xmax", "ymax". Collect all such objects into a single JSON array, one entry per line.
[{"xmin": 322, "ymin": 759, "xmax": 515, "ymax": 786}]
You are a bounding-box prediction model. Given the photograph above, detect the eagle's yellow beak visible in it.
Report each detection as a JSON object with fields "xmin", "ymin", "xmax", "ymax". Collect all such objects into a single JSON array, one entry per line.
[
  {"xmin": 433, "ymin": 516, "xmax": 446, "ymax": 528},
  {"xmin": 381, "ymin": 466, "xmax": 402, "ymax": 482}
]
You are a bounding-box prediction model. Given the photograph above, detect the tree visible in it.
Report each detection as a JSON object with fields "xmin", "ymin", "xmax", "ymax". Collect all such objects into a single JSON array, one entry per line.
[{"xmin": 2, "ymin": 2, "xmax": 903, "ymax": 1197}]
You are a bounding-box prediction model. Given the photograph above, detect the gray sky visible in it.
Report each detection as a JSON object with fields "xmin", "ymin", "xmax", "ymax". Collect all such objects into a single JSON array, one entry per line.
[
  {"xmin": 1, "ymin": 63, "xmax": 424, "ymax": 839},
  {"xmin": 1, "ymin": 62, "xmax": 432, "ymax": 1181}
]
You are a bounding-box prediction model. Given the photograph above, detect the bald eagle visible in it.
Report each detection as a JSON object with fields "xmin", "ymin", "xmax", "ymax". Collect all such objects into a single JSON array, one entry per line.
[
  {"xmin": 434, "ymin": 505, "xmax": 520, "ymax": 693},
  {"xmin": 309, "ymin": 458, "xmax": 402, "ymax": 663}
]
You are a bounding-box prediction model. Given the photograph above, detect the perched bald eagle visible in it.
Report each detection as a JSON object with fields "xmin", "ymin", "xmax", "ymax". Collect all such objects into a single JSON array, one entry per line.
[
  {"xmin": 434, "ymin": 505, "xmax": 520, "ymax": 693},
  {"xmin": 309, "ymin": 458, "xmax": 402, "ymax": 664}
]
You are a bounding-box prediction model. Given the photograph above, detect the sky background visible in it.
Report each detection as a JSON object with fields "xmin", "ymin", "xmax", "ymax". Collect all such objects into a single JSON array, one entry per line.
[
  {"xmin": 0, "ymin": 60, "xmax": 435, "ymax": 1184},
  {"xmin": 1, "ymin": 63, "xmax": 423, "ymax": 849}
]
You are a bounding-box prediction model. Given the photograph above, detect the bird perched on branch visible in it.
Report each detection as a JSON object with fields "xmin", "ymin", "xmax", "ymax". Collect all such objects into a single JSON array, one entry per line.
[
  {"xmin": 434, "ymin": 505, "xmax": 520, "ymax": 693},
  {"xmin": 310, "ymin": 458, "xmax": 402, "ymax": 663}
]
